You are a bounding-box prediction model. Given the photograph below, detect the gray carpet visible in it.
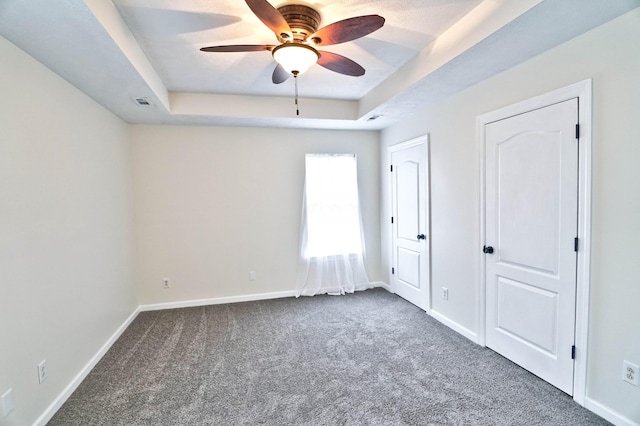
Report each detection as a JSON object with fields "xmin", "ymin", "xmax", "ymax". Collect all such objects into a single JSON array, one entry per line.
[{"xmin": 49, "ymin": 289, "xmax": 608, "ymax": 425}]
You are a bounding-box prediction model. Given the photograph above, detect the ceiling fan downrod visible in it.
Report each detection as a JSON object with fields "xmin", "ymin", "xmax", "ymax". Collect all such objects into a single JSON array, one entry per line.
[{"xmin": 293, "ymin": 70, "xmax": 300, "ymax": 116}]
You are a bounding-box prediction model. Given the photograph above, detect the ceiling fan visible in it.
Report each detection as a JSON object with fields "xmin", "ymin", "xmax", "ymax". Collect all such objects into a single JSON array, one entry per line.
[{"xmin": 200, "ymin": 0, "xmax": 385, "ymax": 84}]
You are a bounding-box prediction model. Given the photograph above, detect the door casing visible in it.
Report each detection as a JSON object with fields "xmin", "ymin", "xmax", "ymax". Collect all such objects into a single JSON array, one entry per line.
[{"xmin": 477, "ymin": 79, "xmax": 592, "ymax": 406}]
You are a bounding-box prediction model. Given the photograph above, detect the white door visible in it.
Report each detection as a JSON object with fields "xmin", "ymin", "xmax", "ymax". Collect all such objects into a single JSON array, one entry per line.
[
  {"xmin": 485, "ymin": 99, "xmax": 579, "ymax": 394},
  {"xmin": 390, "ymin": 139, "xmax": 430, "ymax": 311}
]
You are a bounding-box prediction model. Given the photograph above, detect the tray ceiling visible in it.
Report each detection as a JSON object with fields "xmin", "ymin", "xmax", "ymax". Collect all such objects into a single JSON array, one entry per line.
[{"xmin": 1, "ymin": 0, "xmax": 637, "ymax": 130}]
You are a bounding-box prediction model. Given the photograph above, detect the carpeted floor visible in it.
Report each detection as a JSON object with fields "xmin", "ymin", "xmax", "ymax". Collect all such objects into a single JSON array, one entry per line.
[{"xmin": 49, "ymin": 289, "xmax": 608, "ymax": 425}]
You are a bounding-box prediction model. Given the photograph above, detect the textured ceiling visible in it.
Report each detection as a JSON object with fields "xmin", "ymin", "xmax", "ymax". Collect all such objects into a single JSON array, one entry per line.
[
  {"xmin": 112, "ymin": 0, "xmax": 483, "ymax": 99},
  {"xmin": 1, "ymin": 0, "xmax": 638, "ymax": 130}
]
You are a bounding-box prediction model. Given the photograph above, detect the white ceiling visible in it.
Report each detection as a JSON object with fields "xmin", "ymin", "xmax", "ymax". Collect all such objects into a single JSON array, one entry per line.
[
  {"xmin": 1, "ymin": 0, "xmax": 638, "ymax": 130},
  {"xmin": 113, "ymin": 0, "xmax": 483, "ymax": 99}
]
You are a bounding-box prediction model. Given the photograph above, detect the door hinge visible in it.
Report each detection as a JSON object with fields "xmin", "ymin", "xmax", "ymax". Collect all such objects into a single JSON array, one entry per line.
[
  {"xmin": 391, "ymin": 217, "xmax": 394, "ymax": 224},
  {"xmin": 574, "ymin": 237, "xmax": 579, "ymax": 252},
  {"xmin": 391, "ymin": 267, "xmax": 395, "ymax": 275},
  {"xmin": 571, "ymin": 345, "xmax": 576, "ymax": 360},
  {"xmin": 390, "ymin": 165, "xmax": 393, "ymax": 172},
  {"xmin": 575, "ymin": 124, "xmax": 580, "ymax": 139}
]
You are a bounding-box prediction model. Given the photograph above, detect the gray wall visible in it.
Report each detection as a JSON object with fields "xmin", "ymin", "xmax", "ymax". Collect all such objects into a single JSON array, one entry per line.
[
  {"xmin": 380, "ymin": 9, "xmax": 640, "ymax": 423},
  {"xmin": 130, "ymin": 125, "xmax": 381, "ymax": 305},
  {"xmin": 0, "ymin": 35, "xmax": 137, "ymax": 425}
]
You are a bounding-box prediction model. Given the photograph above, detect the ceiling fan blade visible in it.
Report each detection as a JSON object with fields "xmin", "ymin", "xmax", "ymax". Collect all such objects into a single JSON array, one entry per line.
[
  {"xmin": 200, "ymin": 45, "xmax": 274, "ymax": 53},
  {"xmin": 245, "ymin": 0, "xmax": 292, "ymax": 40},
  {"xmin": 310, "ymin": 15, "xmax": 385, "ymax": 46},
  {"xmin": 272, "ymin": 64, "xmax": 291, "ymax": 84},
  {"xmin": 317, "ymin": 51, "xmax": 365, "ymax": 76}
]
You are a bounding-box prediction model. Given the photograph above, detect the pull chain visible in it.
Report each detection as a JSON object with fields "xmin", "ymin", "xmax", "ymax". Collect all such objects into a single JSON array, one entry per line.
[{"xmin": 293, "ymin": 70, "xmax": 299, "ymax": 116}]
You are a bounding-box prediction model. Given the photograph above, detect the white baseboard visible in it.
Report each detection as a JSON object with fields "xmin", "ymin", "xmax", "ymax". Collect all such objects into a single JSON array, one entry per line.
[
  {"xmin": 34, "ymin": 285, "xmax": 391, "ymax": 423},
  {"xmin": 376, "ymin": 283, "xmax": 477, "ymax": 342},
  {"xmin": 377, "ymin": 283, "xmax": 477, "ymax": 343},
  {"xmin": 35, "ymin": 290, "xmax": 297, "ymax": 424},
  {"xmin": 139, "ymin": 286, "xmax": 391, "ymax": 312},
  {"xmin": 372, "ymin": 281, "xmax": 392, "ymax": 292},
  {"xmin": 46, "ymin": 286, "xmax": 640, "ymax": 426},
  {"xmin": 33, "ymin": 307, "xmax": 141, "ymax": 426},
  {"xmin": 429, "ymin": 309, "xmax": 479, "ymax": 344},
  {"xmin": 138, "ymin": 290, "xmax": 297, "ymax": 312},
  {"xmin": 584, "ymin": 397, "xmax": 639, "ymax": 426}
]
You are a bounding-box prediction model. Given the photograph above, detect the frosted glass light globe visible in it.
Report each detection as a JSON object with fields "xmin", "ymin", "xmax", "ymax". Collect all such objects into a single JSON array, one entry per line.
[{"xmin": 272, "ymin": 43, "xmax": 319, "ymax": 75}]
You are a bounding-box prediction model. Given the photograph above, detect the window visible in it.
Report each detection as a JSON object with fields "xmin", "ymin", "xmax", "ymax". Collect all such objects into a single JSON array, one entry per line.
[
  {"xmin": 304, "ymin": 154, "xmax": 362, "ymax": 257},
  {"xmin": 296, "ymin": 154, "xmax": 371, "ymax": 296}
]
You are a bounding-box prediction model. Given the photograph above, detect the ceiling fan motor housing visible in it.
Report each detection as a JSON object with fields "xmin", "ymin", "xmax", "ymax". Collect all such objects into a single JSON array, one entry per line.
[{"xmin": 277, "ymin": 4, "xmax": 321, "ymax": 42}]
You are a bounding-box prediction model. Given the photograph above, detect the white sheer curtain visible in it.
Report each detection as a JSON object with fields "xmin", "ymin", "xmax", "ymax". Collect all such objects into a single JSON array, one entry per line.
[{"xmin": 295, "ymin": 154, "xmax": 372, "ymax": 296}]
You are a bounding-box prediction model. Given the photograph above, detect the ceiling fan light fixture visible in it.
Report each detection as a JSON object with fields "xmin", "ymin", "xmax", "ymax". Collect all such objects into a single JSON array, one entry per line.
[{"xmin": 272, "ymin": 43, "xmax": 319, "ymax": 75}]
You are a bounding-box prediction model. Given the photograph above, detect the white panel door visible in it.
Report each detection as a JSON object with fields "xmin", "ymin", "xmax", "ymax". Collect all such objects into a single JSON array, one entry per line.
[
  {"xmin": 391, "ymin": 140, "xmax": 429, "ymax": 311},
  {"xmin": 485, "ymin": 99, "xmax": 579, "ymax": 394}
]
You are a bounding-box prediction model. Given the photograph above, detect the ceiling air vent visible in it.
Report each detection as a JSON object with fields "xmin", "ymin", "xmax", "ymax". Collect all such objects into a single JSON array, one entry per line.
[{"xmin": 131, "ymin": 97, "xmax": 155, "ymax": 107}]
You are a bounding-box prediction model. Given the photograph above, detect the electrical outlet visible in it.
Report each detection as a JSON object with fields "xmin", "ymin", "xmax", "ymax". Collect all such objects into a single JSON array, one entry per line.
[
  {"xmin": 163, "ymin": 278, "xmax": 170, "ymax": 289},
  {"xmin": 622, "ymin": 360, "xmax": 639, "ymax": 386},
  {"xmin": 37, "ymin": 360, "xmax": 47, "ymax": 384},
  {"xmin": 1, "ymin": 389, "xmax": 14, "ymax": 417},
  {"xmin": 442, "ymin": 287, "xmax": 449, "ymax": 301},
  {"xmin": 249, "ymin": 271, "xmax": 256, "ymax": 281}
]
